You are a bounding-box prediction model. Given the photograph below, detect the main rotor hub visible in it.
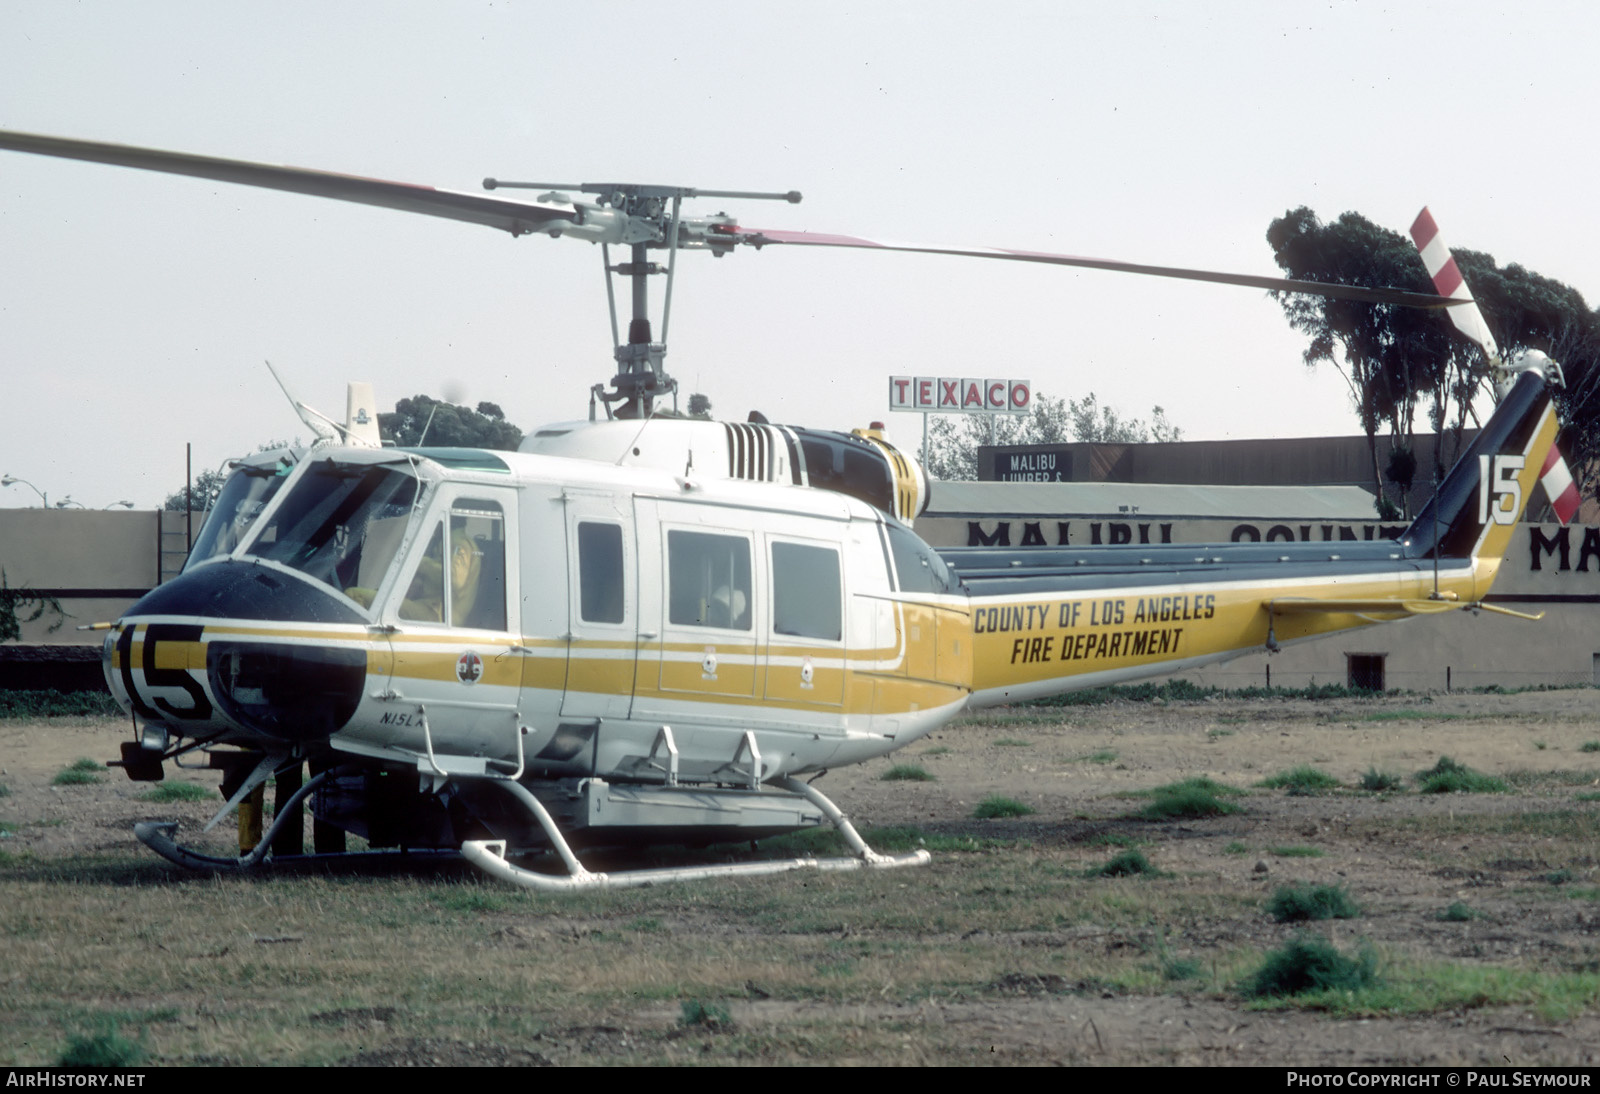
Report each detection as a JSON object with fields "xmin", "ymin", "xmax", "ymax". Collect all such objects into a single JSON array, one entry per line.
[{"xmin": 483, "ymin": 178, "xmax": 801, "ymax": 418}]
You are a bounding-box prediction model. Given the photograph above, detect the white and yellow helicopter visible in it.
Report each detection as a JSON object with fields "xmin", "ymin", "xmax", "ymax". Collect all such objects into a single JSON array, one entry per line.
[{"xmin": 0, "ymin": 131, "xmax": 1572, "ymax": 891}]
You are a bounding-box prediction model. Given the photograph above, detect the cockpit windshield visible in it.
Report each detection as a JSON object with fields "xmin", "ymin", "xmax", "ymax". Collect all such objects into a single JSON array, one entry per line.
[
  {"xmin": 244, "ymin": 461, "xmax": 419, "ymax": 600},
  {"xmin": 186, "ymin": 462, "xmax": 293, "ymax": 569}
]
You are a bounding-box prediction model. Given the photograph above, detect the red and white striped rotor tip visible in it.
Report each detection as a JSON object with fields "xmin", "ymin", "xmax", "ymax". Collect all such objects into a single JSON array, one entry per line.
[{"xmin": 1409, "ymin": 207, "xmax": 1502, "ymax": 365}]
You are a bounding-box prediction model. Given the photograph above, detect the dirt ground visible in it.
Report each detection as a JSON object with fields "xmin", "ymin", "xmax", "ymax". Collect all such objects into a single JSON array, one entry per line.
[{"xmin": 3, "ymin": 689, "xmax": 1599, "ymax": 1066}]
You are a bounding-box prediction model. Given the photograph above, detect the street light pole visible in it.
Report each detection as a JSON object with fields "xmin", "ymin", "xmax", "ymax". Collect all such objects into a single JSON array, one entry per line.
[{"xmin": 0, "ymin": 475, "xmax": 47, "ymax": 507}]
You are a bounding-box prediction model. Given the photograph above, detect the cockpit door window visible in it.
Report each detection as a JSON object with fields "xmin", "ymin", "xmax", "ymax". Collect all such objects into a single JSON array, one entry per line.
[{"xmin": 395, "ymin": 500, "xmax": 508, "ymax": 630}]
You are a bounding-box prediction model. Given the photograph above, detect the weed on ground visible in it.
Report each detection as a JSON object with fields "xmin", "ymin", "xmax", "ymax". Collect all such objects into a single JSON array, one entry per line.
[
  {"xmin": 879, "ymin": 764, "xmax": 934, "ymax": 782},
  {"xmin": 1242, "ymin": 934, "xmax": 1377, "ymax": 999},
  {"xmin": 56, "ymin": 1028, "xmax": 146, "ymax": 1068},
  {"xmin": 1359, "ymin": 767, "xmax": 1405, "ymax": 792},
  {"xmin": 51, "ymin": 759, "xmax": 104, "ymax": 787},
  {"xmin": 1256, "ymin": 765, "xmax": 1341, "ymax": 793},
  {"xmin": 973, "ymin": 795, "xmax": 1034, "ymax": 819},
  {"xmin": 1087, "ymin": 849, "xmax": 1161, "ymax": 878},
  {"xmin": 1266, "ymin": 883, "xmax": 1361, "ymax": 922},
  {"xmin": 138, "ymin": 782, "xmax": 215, "ymax": 803},
  {"xmin": 1415, "ymin": 756, "xmax": 1508, "ymax": 794},
  {"xmin": 1137, "ymin": 777, "xmax": 1245, "ymax": 820}
]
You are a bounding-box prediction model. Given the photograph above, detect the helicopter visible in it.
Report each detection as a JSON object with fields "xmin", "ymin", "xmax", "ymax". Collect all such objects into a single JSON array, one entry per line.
[{"xmin": 0, "ymin": 130, "xmax": 1572, "ymax": 891}]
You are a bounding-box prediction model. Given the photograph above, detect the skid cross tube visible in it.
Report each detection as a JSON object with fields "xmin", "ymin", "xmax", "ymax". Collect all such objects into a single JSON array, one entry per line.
[{"xmin": 461, "ymin": 775, "xmax": 929, "ymax": 892}]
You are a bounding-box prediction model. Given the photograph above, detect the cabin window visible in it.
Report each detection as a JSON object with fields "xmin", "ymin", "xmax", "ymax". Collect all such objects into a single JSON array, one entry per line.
[
  {"xmin": 883, "ymin": 521, "xmax": 958, "ymax": 595},
  {"xmin": 577, "ymin": 521, "xmax": 625, "ymax": 624},
  {"xmin": 771, "ymin": 541, "xmax": 841, "ymax": 641},
  {"xmin": 668, "ymin": 530, "xmax": 752, "ymax": 630},
  {"xmin": 246, "ymin": 461, "xmax": 418, "ymax": 597},
  {"xmin": 395, "ymin": 500, "xmax": 507, "ymax": 630}
]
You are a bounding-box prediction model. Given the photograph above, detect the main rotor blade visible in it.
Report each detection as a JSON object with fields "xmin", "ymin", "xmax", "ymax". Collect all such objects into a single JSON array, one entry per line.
[
  {"xmin": 738, "ymin": 228, "xmax": 1468, "ymax": 310},
  {"xmin": 0, "ymin": 129, "xmax": 576, "ymax": 238}
]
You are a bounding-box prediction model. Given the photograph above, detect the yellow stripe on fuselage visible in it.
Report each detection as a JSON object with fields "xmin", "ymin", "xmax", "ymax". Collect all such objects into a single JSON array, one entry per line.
[{"xmin": 969, "ymin": 566, "xmax": 1476, "ymax": 698}]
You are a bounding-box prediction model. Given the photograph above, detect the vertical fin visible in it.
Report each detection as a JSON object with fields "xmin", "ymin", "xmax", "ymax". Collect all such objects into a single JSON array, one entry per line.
[
  {"xmin": 1402, "ymin": 369, "xmax": 1558, "ymax": 563},
  {"xmin": 344, "ymin": 382, "xmax": 382, "ymax": 447}
]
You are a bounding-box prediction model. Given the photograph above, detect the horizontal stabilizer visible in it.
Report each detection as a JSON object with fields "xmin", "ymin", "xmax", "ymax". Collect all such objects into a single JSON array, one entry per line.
[{"xmin": 1270, "ymin": 597, "xmax": 1543, "ymax": 622}]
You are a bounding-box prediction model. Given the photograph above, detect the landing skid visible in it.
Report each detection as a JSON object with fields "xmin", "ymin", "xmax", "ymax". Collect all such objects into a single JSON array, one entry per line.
[
  {"xmin": 462, "ymin": 775, "xmax": 930, "ymax": 892},
  {"xmin": 134, "ymin": 767, "xmax": 334, "ymax": 871},
  {"xmin": 133, "ymin": 767, "xmax": 929, "ymax": 890}
]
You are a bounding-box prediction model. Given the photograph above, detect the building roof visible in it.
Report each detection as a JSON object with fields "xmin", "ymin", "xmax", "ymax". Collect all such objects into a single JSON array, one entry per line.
[{"xmin": 925, "ymin": 480, "xmax": 1379, "ymax": 521}]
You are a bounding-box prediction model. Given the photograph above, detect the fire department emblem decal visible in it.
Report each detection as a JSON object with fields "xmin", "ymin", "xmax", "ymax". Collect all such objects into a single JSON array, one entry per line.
[{"xmin": 456, "ymin": 650, "xmax": 484, "ymax": 685}]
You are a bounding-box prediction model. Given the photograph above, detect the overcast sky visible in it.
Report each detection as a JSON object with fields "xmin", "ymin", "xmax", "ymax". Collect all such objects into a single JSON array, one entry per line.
[{"xmin": 2, "ymin": 1, "xmax": 1596, "ymax": 508}]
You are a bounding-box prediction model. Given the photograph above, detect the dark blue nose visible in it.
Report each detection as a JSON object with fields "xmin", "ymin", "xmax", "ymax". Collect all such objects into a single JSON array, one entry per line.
[
  {"xmin": 127, "ymin": 558, "xmax": 369, "ymax": 624},
  {"xmin": 207, "ymin": 640, "xmax": 367, "ymax": 742},
  {"xmin": 111, "ymin": 560, "xmax": 369, "ymax": 743}
]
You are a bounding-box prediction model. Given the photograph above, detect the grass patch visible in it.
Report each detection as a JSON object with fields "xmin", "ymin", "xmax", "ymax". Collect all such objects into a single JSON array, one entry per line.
[
  {"xmin": 1162, "ymin": 957, "xmax": 1205, "ymax": 981},
  {"xmin": 0, "ymin": 781, "xmax": 9, "ymax": 798},
  {"xmin": 1266, "ymin": 883, "xmax": 1360, "ymax": 922},
  {"xmin": 920, "ymin": 746, "xmax": 951, "ymax": 757},
  {"xmin": 879, "ymin": 764, "xmax": 935, "ymax": 782},
  {"xmin": 1082, "ymin": 749, "xmax": 1118, "ymax": 764},
  {"xmin": 1364, "ymin": 709, "xmax": 1462, "ymax": 723},
  {"xmin": 52, "ymin": 758, "xmax": 105, "ymax": 786},
  {"xmin": 1577, "ymin": 791, "xmax": 1600, "ymax": 803},
  {"xmin": 1414, "ymin": 756, "xmax": 1507, "ymax": 794},
  {"xmin": 1438, "ymin": 902, "xmax": 1478, "ymax": 922},
  {"xmin": 138, "ymin": 781, "xmax": 215, "ymax": 803},
  {"xmin": 1223, "ymin": 840, "xmax": 1250, "ymax": 855},
  {"xmin": 1256, "ymin": 765, "xmax": 1341, "ymax": 793},
  {"xmin": 431, "ymin": 887, "xmax": 512, "ymax": 914},
  {"xmin": 1581, "ymin": 741, "xmax": 1600, "ymax": 754},
  {"xmin": 992, "ymin": 738, "xmax": 1031, "ymax": 748},
  {"xmin": 1137, "ymin": 777, "xmax": 1244, "ymax": 820},
  {"xmin": 1269, "ymin": 846, "xmax": 1325, "ymax": 858},
  {"xmin": 973, "ymin": 795, "xmax": 1034, "ymax": 819},
  {"xmin": 1087, "ymin": 850, "xmax": 1162, "ymax": 878},
  {"xmin": 1242, "ymin": 934, "xmax": 1377, "ymax": 999},
  {"xmin": 1359, "ymin": 767, "xmax": 1405, "ymax": 792},
  {"xmin": 679, "ymin": 999, "xmax": 732, "ymax": 1028}
]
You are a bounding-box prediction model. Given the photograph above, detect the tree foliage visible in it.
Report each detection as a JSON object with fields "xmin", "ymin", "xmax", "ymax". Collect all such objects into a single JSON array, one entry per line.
[
  {"xmin": 0, "ymin": 569, "xmax": 63, "ymax": 643},
  {"xmin": 163, "ymin": 468, "xmax": 229, "ymax": 513},
  {"xmin": 1267, "ymin": 206, "xmax": 1600, "ymax": 513},
  {"xmin": 922, "ymin": 393, "xmax": 1182, "ymax": 481},
  {"xmin": 379, "ymin": 396, "xmax": 524, "ymax": 450},
  {"xmin": 163, "ymin": 441, "xmax": 294, "ymax": 512}
]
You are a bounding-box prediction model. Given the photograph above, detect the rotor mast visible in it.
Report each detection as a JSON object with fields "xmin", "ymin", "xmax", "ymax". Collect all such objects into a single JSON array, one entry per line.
[{"xmin": 482, "ymin": 179, "xmax": 802, "ymax": 419}]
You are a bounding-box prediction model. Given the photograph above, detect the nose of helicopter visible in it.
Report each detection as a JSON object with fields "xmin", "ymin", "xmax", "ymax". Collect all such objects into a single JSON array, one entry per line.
[{"xmin": 108, "ymin": 560, "xmax": 370, "ymax": 743}]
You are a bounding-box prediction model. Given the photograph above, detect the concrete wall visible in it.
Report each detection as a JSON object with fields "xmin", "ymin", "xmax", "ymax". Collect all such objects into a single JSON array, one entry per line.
[{"xmin": 0, "ymin": 509, "xmax": 192, "ymax": 644}]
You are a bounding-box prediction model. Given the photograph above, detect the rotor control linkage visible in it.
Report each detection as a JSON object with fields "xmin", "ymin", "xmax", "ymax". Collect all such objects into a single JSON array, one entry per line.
[{"xmin": 483, "ymin": 180, "xmax": 802, "ymax": 419}]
